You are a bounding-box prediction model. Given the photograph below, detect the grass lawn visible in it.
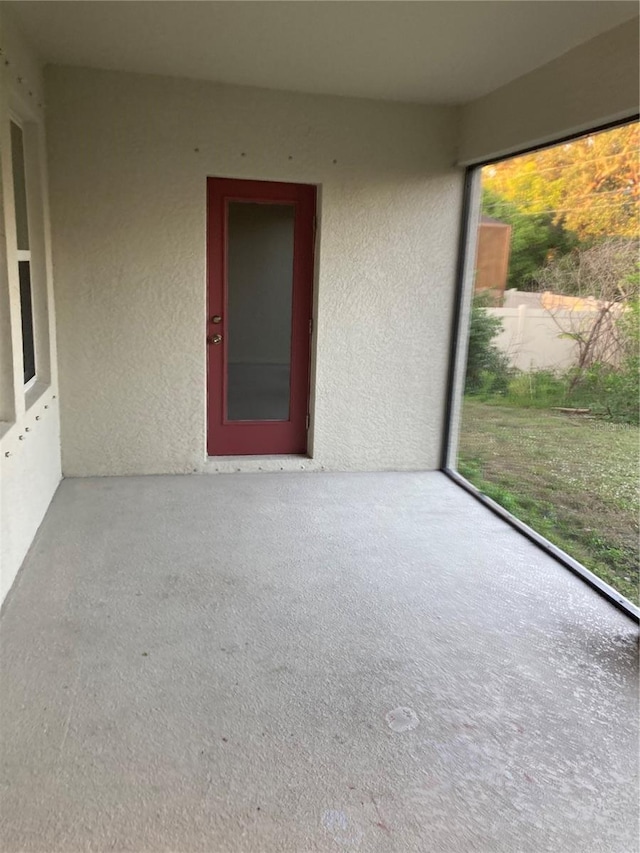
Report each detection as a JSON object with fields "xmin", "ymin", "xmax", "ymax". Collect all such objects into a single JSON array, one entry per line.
[{"xmin": 458, "ymin": 399, "xmax": 639, "ymax": 605}]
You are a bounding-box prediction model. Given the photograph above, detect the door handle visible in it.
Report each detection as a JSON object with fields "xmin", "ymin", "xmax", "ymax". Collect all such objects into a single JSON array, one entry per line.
[{"xmin": 208, "ymin": 334, "xmax": 222, "ymax": 345}]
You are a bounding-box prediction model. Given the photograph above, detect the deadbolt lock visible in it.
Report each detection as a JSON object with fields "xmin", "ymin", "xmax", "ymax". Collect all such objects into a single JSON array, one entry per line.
[{"xmin": 211, "ymin": 315, "xmax": 222, "ymax": 324}]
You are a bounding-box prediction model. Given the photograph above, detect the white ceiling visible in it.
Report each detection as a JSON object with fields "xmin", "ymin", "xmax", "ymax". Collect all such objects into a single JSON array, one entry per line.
[{"xmin": 4, "ymin": 1, "xmax": 639, "ymax": 105}]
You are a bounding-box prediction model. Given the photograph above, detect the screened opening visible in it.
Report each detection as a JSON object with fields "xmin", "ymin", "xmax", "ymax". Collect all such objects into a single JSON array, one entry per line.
[{"xmin": 450, "ymin": 121, "xmax": 639, "ymax": 610}]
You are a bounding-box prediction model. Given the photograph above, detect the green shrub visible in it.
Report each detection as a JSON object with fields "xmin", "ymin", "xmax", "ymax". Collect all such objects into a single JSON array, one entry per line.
[
  {"xmin": 608, "ymin": 297, "xmax": 640, "ymax": 424},
  {"xmin": 605, "ymin": 366, "xmax": 640, "ymax": 425},
  {"xmin": 505, "ymin": 370, "xmax": 568, "ymax": 408},
  {"xmin": 567, "ymin": 362, "xmax": 639, "ymax": 425},
  {"xmin": 482, "ymin": 364, "xmax": 639, "ymax": 424},
  {"xmin": 465, "ymin": 295, "xmax": 511, "ymax": 395}
]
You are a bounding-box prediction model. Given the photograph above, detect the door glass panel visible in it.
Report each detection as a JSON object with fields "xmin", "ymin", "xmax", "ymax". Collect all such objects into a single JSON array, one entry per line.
[{"xmin": 226, "ymin": 202, "xmax": 295, "ymax": 421}]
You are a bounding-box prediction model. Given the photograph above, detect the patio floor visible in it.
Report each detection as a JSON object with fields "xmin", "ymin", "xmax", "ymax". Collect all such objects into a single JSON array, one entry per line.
[{"xmin": 1, "ymin": 471, "xmax": 637, "ymax": 852}]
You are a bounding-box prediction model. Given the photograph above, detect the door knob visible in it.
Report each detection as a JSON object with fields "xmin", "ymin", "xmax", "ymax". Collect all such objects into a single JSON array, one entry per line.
[{"xmin": 208, "ymin": 333, "xmax": 222, "ymax": 345}]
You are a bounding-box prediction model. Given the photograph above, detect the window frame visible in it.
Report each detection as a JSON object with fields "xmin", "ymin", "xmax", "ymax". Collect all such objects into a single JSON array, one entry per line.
[
  {"xmin": 7, "ymin": 103, "xmax": 53, "ymax": 408},
  {"xmin": 9, "ymin": 115, "xmax": 37, "ymax": 389}
]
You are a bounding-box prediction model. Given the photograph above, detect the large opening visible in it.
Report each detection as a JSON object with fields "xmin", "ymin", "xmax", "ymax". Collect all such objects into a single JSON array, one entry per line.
[{"xmin": 447, "ymin": 121, "xmax": 639, "ymax": 613}]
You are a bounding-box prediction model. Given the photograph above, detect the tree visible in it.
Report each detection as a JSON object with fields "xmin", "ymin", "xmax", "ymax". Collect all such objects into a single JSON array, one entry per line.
[
  {"xmin": 534, "ymin": 239, "xmax": 639, "ymax": 396},
  {"xmin": 483, "ymin": 123, "xmax": 639, "ymax": 241},
  {"xmin": 465, "ymin": 295, "xmax": 511, "ymax": 394},
  {"xmin": 481, "ymin": 188, "xmax": 577, "ymax": 290}
]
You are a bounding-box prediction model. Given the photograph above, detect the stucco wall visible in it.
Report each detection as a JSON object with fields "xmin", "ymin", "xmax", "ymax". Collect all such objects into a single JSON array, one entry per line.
[
  {"xmin": 0, "ymin": 12, "xmax": 62, "ymax": 604},
  {"xmin": 459, "ymin": 19, "xmax": 640, "ymax": 165},
  {"xmin": 46, "ymin": 66, "xmax": 463, "ymax": 476}
]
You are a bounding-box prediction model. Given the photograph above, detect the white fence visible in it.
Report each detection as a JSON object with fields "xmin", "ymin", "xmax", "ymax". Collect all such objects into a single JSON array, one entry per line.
[{"xmin": 487, "ymin": 305, "xmax": 593, "ymax": 372}]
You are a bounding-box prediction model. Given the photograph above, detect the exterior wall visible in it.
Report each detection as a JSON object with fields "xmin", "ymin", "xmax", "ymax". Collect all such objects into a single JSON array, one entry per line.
[
  {"xmin": 0, "ymin": 12, "xmax": 62, "ymax": 604},
  {"xmin": 46, "ymin": 66, "xmax": 463, "ymax": 476},
  {"xmin": 459, "ymin": 19, "xmax": 640, "ymax": 165}
]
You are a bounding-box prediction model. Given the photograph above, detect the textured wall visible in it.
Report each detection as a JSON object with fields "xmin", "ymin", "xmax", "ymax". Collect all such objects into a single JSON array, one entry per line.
[
  {"xmin": 0, "ymin": 11, "xmax": 62, "ymax": 604},
  {"xmin": 459, "ymin": 19, "xmax": 640, "ymax": 165},
  {"xmin": 0, "ymin": 392, "xmax": 61, "ymax": 603},
  {"xmin": 46, "ymin": 66, "xmax": 463, "ymax": 476}
]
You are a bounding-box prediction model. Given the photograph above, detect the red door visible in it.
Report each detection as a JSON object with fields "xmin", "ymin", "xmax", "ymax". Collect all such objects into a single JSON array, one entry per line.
[{"xmin": 207, "ymin": 178, "xmax": 316, "ymax": 456}]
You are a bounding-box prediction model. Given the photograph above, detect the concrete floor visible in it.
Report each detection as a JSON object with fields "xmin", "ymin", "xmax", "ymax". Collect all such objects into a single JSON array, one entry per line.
[{"xmin": 0, "ymin": 472, "xmax": 637, "ymax": 853}]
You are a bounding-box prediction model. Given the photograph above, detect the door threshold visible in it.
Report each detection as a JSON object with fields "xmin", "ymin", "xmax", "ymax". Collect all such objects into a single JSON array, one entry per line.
[{"xmin": 202, "ymin": 455, "xmax": 324, "ymax": 474}]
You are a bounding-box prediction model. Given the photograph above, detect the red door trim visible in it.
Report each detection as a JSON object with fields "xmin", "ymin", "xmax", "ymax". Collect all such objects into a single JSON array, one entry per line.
[{"xmin": 206, "ymin": 178, "xmax": 316, "ymax": 456}]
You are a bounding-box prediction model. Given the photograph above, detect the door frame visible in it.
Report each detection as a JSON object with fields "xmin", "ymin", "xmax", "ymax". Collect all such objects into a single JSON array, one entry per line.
[{"xmin": 206, "ymin": 177, "xmax": 316, "ymax": 457}]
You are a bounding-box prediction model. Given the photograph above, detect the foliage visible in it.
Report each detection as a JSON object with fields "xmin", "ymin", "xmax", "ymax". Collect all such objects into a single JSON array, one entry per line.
[
  {"xmin": 481, "ymin": 188, "xmax": 577, "ymax": 290},
  {"xmin": 534, "ymin": 237, "xmax": 639, "ymax": 300},
  {"xmin": 474, "ymin": 362, "xmax": 639, "ymax": 426},
  {"xmin": 504, "ymin": 370, "xmax": 569, "ymax": 409},
  {"xmin": 575, "ymin": 362, "xmax": 639, "ymax": 425},
  {"xmin": 483, "ymin": 123, "xmax": 639, "ymax": 241},
  {"xmin": 533, "ymin": 239, "xmax": 639, "ymax": 411},
  {"xmin": 470, "ymin": 130, "xmax": 639, "ymax": 416},
  {"xmin": 464, "ymin": 294, "xmax": 511, "ymax": 395},
  {"xmin": 569, "ymin": 297, "xmax": 640, "ymax": 425}
]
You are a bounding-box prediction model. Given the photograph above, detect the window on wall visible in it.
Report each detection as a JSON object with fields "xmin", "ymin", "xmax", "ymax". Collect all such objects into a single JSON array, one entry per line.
[{"xmin": 10, "ymin": 120, "xmax": 36, "ymax": 386}]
